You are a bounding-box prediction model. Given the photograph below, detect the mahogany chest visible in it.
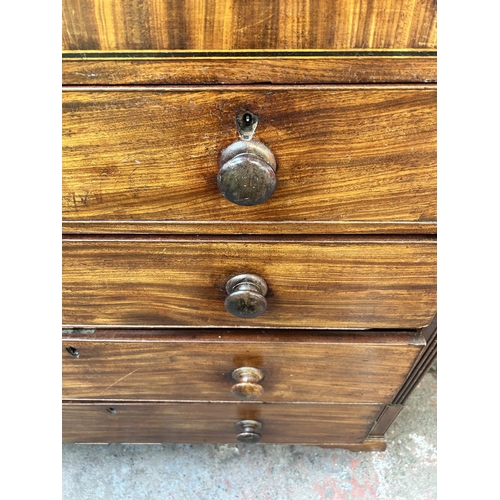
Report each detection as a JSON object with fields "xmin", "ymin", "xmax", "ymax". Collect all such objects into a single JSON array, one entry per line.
[{"xmin": 62, "ymin": 0, "xmax": 437, "ymax": 449}]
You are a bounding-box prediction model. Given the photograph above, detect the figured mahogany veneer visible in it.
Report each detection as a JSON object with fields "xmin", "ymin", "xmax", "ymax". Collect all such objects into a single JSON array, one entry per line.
[{"xmin": 62, "ymin": 0, "xmax": 436, "ymax": 51}]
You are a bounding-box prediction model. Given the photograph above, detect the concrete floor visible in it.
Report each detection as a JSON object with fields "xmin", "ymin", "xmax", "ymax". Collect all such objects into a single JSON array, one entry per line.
[{"xmin": 62, "ymin": 365, "xmax": 437, "ymax": 500}]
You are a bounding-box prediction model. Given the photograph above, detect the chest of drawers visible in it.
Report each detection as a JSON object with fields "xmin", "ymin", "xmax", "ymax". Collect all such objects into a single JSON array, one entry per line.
[{"xmin": 62, "ymin": 0, "xmax": 437, "ymax": 450}]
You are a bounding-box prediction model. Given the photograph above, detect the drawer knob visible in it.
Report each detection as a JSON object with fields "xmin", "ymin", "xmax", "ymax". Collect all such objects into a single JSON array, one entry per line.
[
  {"xmin": 236, "ymin": 420, "xmax": 262, "ymax": 444},
  {"xmin": 225, "ymin": 273, "xmax": 268, "ymax": 318},
  {"xmin": 231, "ymin": 367, "xmax": 265, "ymax": 399},
  {"xmin": 218, "ymin": 140, "xmax": 277, "ymax": 206}
]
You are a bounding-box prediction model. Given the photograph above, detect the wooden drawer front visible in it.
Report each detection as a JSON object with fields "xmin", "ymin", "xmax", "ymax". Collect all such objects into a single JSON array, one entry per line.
[
  {"xmin": 63, "ymin": 0, "xmax": 436, "ymax": 51},
  {"xmin": 62, "ymin": 331, "xmax": 424, "ymax": 403},
  {"xmin": 62, "ymin": 86, "xmax": 436, "ymax": 234},
  {"xmin": 62, "ymin": 402, "xmax": 383, "ymax": 444},
  {"xmin": 62, "ymin": 238, "xmax": 436, "ymax": 329}
]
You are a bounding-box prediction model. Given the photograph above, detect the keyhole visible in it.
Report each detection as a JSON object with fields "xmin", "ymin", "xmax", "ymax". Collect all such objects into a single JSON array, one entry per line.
[{"xmin": 236, "ymin": 111, "xmax": 259, "ymax": 140}]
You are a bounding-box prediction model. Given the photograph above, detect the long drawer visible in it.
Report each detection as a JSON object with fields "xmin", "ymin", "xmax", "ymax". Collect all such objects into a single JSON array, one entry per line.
[
  {"xmin": 62, "ymin": 86, "xmax": 436, "ymax": 235},
  {"xmin": 62, "ymin": 330, "xmax": 424, "ymax": 403},
  {"xmin": 62, "ymin": 401, "xmax": 384, "ymax": 444},
  {"xmin": 62, "ymin": 237, "xmax": 436, "ymax": 329}
]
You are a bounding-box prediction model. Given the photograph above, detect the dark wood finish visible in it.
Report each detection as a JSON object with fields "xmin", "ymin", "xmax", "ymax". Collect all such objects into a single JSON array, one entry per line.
[
  {"xmin": 63, "ymin": 86, "xmax": 436, "ymax": 230},
  {"xmin": 62, "ymin": 55, "xmax": 437, "ymax": 85},
  {"xmin": 62, "ymin": 401, "xmax": 384, "ymax": 444},
  {"xmin": 62, "ymin": 327, "xmax": 424, "ymax": 342},
  {"xmin": 399, "ymin": 331, "xmax": 436, "ymax": 391},
  {"xmin": 62, "ymin": 238, "xmax": 436, "ymax": 329},
  {"xmin": 396, "ymin": 342, "xmax": 436, "ymax": 404},
  {"xmin": 394, "ymin": 313, "xmax": 437, "ymax": 404},
  {"xmin": 368, "ymin": 404, "xmax": 404, "ymax": 436},
  {"xmin": 62, "ymin": 0, "xmax": 437, "ymax": 51},
  {"xmin": 368, "ymin": 314, "xmax": 436, "ymax": 437},
  {"xmin": 62, "ymin": 330, "xmax": 424, "ymax": 403}
]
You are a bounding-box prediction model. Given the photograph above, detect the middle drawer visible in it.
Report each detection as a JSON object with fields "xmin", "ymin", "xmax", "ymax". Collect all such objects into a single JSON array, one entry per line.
[
  {"xmin": 63, "ymin": 330, "xmax": 424, "ymax": 403},
  {"xmin": 63, "ymin": 237, "xmax": 436, "ymax": 329}
]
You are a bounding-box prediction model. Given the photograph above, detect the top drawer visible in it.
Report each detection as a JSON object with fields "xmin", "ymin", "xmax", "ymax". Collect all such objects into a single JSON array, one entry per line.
[
  {"xmin": 62, "ymin": 0, "xmax": 437, "ymax": 51},
  {"xmin": 63, "ymin": 86, "xmax": 436, "ymax": 235}
]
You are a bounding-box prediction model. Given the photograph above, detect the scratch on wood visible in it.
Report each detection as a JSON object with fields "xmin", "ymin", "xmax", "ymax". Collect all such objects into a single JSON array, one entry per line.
[
  {"xmin": 236, "ymin": 9, "xmax": 273, "ymax": 31},
  {"xmin": 97, "ymin": 368, "xmax": 141, "ymax": 396}
]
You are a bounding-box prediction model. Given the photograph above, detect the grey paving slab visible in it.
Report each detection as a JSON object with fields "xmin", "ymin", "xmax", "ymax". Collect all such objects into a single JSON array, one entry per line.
[{"xmin": 62, "ymin": 368, "xmax": 437, "ymax": 500}]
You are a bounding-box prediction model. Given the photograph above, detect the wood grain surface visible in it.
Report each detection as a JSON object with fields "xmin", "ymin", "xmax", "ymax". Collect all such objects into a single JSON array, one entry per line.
[
  {"xmin": 62, "ymin": 237, "xmax": 437, "ymax": 329},
  {"xmin": 62, "ymin": 401, "xmax": 384, "ymax": 444},
  {"xmin": 62, "ymin": 0, "xmax": 437, "ymax": 51},
  {"xmin": 63, "ymin": 221, "xmax": 437, "ymax": 236},
  {"xmin": 62, "ymin": 330, "xmax": 424, "ymax": 403},
  {"xmin": 62, "ymin": 55, "xmax": 437, "ymax": 85},
  {"xmin": 63, "ymin": 86, "xmax": 436, "ymax": 232}
]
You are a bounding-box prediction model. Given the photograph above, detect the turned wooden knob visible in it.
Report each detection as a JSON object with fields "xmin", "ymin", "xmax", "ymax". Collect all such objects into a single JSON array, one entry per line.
[
  {"xmin": 218, "ymin": 140, "xmax": 277, "ymax": 206},
  {"xmin": 231, "ymin": 367, "xmax": 265, "ymax": 399},
  {"xmin": 236, "ymin": 420, "xmax": 262, "ymax": 444},
  {"xmin": 224, "ymin": 274, "xmax": 268, "ymax": 318}
]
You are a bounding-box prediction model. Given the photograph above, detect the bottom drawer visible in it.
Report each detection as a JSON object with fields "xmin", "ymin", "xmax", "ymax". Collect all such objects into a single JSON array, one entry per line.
[{"xmin": 62, "ymin": 402, "xmax": 383, "ymax": 445}]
